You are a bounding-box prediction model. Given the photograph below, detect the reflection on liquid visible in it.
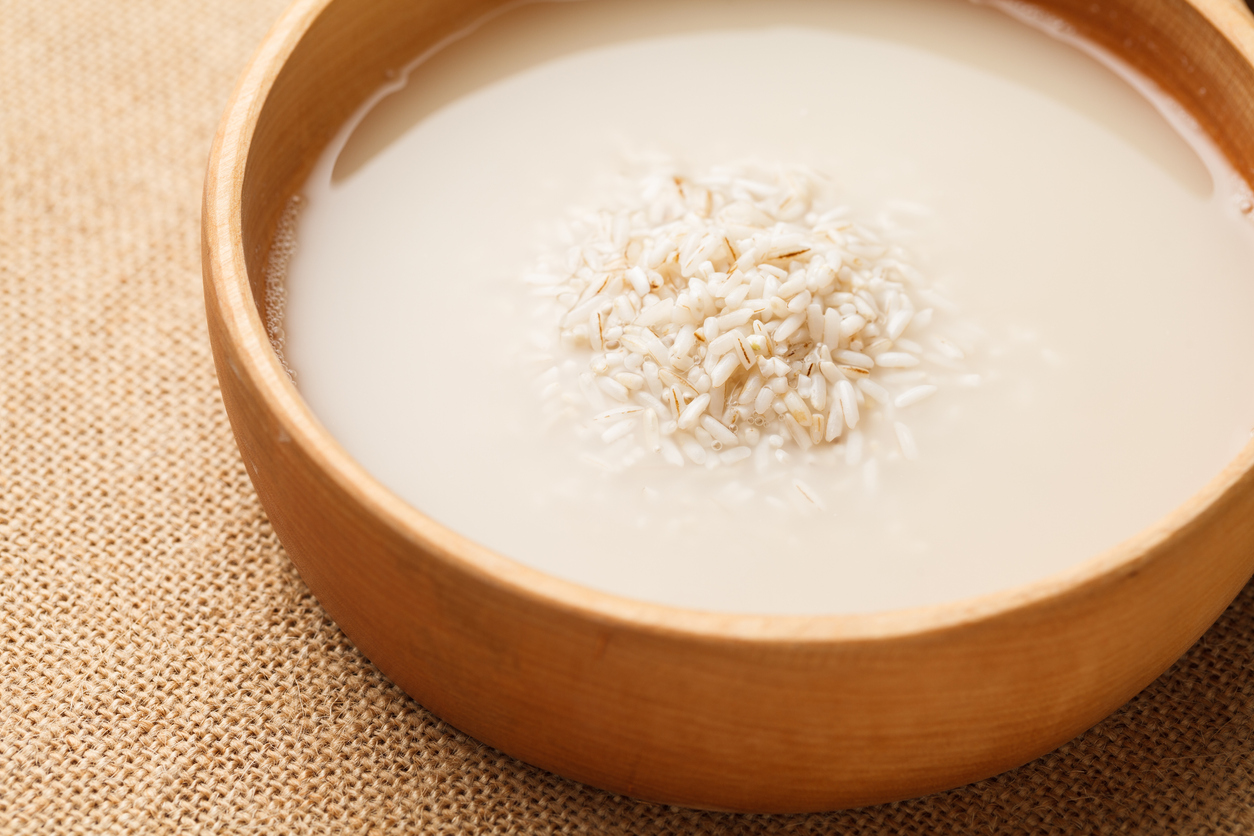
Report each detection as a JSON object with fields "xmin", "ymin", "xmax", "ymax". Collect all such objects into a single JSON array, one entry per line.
[{"xmin": 333, "ymin": 0, "xmax": 1211, "ymax": 199}]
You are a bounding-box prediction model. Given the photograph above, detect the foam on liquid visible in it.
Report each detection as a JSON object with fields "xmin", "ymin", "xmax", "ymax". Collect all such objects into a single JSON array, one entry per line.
[{"xmin": 281, "ymin": 0, "xmax": 1254, "ymax": 615}]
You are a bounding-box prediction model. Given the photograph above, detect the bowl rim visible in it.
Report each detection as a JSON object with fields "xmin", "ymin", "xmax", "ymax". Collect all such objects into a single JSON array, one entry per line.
[{"xmin": 204, "ymin": 0, "xmax": 1254, "ymax": 645}]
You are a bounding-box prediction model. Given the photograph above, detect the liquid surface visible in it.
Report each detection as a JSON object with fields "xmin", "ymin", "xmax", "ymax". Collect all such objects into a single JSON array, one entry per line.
[{"xmin": 283, "ymin": 0, "xmax": 1254, "ymax": 615}]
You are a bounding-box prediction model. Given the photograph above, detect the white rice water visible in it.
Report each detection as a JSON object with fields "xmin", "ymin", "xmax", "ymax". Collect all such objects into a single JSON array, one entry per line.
[{"xmin": 280, "ymin": 0, "xmax": 1254, "ymax": 615}]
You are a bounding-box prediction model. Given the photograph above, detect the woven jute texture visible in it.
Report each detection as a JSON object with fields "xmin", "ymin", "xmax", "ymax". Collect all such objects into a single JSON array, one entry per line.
[{"xmin": 4, "ymin": 1, "xmax": 1254, "ymax": 832}]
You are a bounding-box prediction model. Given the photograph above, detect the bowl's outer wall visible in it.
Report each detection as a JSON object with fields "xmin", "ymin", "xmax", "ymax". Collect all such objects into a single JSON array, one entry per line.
[{"xmin": 203, "ymin": 0, "xmax": 1254, "ymax": 812}]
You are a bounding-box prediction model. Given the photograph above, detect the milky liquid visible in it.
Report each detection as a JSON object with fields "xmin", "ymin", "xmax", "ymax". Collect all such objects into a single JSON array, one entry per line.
[{"xmin": 282, "ymin": 0, "xmax": 1254, "ymax": 615}]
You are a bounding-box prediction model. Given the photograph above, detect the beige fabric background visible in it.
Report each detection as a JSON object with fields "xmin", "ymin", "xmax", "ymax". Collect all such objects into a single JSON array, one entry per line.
[{"xmin": 3, "ymin": 0, "xmax": 1254, "ymax": 832}]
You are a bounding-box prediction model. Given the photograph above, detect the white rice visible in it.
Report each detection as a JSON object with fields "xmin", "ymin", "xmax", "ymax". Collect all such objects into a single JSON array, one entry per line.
[{"xmin": 527, "ymin": 161, "xmax": 972, "ymax": 472}]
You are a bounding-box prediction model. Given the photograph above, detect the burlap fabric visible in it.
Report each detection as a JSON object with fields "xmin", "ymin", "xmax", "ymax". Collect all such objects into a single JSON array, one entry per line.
[{"xmin": 4, "ymin": 1, "xmax": 1254, "ymax": 832}]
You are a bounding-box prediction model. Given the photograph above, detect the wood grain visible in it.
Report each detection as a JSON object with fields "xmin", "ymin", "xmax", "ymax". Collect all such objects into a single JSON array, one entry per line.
[{"xmin": 202, "ymin": 0, "xmax": 1254, "ymax": 812}]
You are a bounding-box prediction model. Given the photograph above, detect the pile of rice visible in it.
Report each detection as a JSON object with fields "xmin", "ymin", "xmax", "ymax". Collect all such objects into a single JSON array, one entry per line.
[{"xmin": 528, "ymin": 163, "xmax": 967, "ymax": 470}]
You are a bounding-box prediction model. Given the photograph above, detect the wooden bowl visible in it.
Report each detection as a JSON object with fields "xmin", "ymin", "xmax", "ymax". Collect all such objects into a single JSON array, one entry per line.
[{"xmin": 202, "ymin": 0, "xmax": 1254, "ymax": 812}]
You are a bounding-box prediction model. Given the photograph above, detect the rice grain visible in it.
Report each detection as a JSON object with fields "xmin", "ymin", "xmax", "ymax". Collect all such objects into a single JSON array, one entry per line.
[{"xmin": 533, "ymin": 161, "xmax": 970, "ymax": 471}]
